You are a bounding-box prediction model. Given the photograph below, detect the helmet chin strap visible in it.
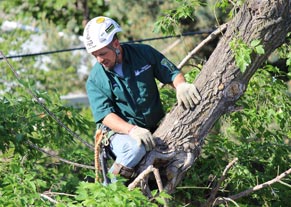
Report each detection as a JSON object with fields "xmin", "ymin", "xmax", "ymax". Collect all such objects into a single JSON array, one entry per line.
[{"xmin": 107, "ymin": 45, "xmax": 120, "ymax": 66}]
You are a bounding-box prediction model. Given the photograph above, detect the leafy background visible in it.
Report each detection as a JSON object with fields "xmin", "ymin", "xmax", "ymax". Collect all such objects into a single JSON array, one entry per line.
[{"xmin": 0, "ymin": 0, "xmax": 290, "ymax": 206}]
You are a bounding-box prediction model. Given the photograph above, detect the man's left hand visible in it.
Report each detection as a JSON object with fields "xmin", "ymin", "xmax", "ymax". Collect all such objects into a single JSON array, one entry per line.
[{"xmin": 176, "ymin": 82, "xmax": 201, "ymax": 108}]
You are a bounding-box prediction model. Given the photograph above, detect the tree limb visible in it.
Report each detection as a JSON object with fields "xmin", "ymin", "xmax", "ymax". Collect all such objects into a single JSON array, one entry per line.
[
  {"xmin": 40, "ymin": 193, "xmax": 58, "ymax": 204},
  {"xmin": 204, "ymin": 158, "xmax": 238, "ymax": 207},
  {"xmin": 213, "ymin": 167, "xmax": 291, "ymax": 206},
  {"xmin": 128, "ymin": 165, "xmax": 162, "ymax": 191},
  {"xmin": 177, "ymin": 23, "xmax": 228, "ymax": 69},
  {"xmin": 145, "ymin": 0, "xmax": 291, "ymax": 194},
  {"xmin": 26, "ymin": 141, "xmax": 95, "ymax": 170},
  {"xmin": 162, "ymin": 39, "xmax": 181, "ymax": 55}
]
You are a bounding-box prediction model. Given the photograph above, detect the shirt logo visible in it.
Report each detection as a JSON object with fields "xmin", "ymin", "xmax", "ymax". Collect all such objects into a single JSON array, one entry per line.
[
  {"xmin": 135, "ymin": 64, "xmax": 151, "ymax": 76},
  {"xmin": 161, "ymin": 58, "xmax": 175, "ymax": 72}
]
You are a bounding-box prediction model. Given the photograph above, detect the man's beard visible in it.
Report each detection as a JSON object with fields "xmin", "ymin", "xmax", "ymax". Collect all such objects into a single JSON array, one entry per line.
[{"xmin": 103, "ymin": 63, "xmax": 114, "ymax": 71}]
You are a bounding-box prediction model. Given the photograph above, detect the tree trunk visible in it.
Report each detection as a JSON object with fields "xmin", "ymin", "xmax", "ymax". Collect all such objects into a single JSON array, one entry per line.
[{"xmin": 136, "ymin": 0, "xmax": 291, "ymax": 193}]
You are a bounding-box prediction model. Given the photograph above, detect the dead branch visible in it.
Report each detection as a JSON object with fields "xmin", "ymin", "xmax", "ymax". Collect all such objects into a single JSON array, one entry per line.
[
  {"xmin": 204, "ymin": 158, "xmax": 238, "ymax": 207},
  {"xmin": 162, "ymin": 39, "xmax": 181, "ymax": 55},
  {"xmin": 27, "ymin": 141, "xmax": 94, "ymax": 170},
  {"xmin": 128, "ymin": 165, "xmax": 169, "ymax": 207},
  {"xmin": 40, "ymin": 193, "xmax": 58, "ymax": 204},
  {"xmin": 177, "ymin": 23, "xmax": 228, "ymax": 69},
  {"xmin": 128, "ymin": 165, "xmax": 162, "ymax": 191},
  {"xmin": 213, "ymin": 167, "xmax": 291, "ymax": 206},
  {"xmin": 43, "ymin": 191, "xmax": 76, "ymax": 197}
]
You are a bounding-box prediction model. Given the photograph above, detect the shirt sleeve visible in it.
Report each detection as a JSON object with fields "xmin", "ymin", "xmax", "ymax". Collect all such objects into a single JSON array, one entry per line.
[
  {"xmin": 147, "ymin": 45, "xmax": 180, "ymax": 83},
  {"xmin": 86, "ymin": 72, "xmax": 115, "ymax": 123}
]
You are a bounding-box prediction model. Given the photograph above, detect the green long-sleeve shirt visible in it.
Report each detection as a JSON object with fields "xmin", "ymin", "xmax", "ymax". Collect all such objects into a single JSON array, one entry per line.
[{"xmin": 86, "ymin": 43, "xmax": 180, "ymax": 130}]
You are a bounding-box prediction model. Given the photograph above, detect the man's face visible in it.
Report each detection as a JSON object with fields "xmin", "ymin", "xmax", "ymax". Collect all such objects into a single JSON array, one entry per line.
[{"xmin": 92, "ymin": 46, "xmax": 115, "ymax": 70}]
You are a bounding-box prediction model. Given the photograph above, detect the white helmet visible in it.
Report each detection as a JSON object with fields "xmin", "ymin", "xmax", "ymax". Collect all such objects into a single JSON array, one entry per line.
[{"xmin": 83, "ymin": 16, "xmax": 122, "ymax": 53}]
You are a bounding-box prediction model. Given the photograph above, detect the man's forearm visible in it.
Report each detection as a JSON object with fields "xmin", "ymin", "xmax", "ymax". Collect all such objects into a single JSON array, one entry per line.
[{"xmin": 102, "ymin": 112, "xmax": 135, "ymax": 134}]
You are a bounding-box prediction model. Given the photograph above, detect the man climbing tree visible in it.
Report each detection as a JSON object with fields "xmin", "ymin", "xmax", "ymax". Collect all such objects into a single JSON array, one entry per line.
[{"xmin": 83, "ymin": 16, "xmax": 201, "ymax": 181}]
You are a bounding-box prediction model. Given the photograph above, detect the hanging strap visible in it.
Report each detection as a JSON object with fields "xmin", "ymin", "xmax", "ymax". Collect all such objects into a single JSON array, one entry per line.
[{"xmin": 94, "ymin": 129, "xmax": 103, "ymax": 183}]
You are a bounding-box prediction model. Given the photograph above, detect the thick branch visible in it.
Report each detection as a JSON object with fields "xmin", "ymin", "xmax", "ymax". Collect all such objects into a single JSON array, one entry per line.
[{"xmin": 140, "ymin": 0, "xmax": 291, "ymax": 193}]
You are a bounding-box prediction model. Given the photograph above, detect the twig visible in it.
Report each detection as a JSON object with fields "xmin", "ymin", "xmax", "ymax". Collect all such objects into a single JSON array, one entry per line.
[
  {"xmin": 43, "ymin": 191, "xmax": 76, "ymax": 197},
  {"xmin": 161, "ymin": 39, "xmax": 181, "ymax": 54},
  {"xmin": 128, "ymin": 165, "xmax": 169, "ymax": 207},
  {"xmin": 153, "ymin": 167, "xmax": 169, "ymax": 207},
  {"xmin": 278, "ymin": 180, "xmax": 291, "ymax": 188},
  {"xmin": 153, "ymin": 167, "xmax": 164, "ymax": 193},
  {"xmin": 177, "ymin": 23, "xmax": 228, "ymax": 69},
  {"xmin": 214, "ymin": 167, "xmax": 291, "ymax": 206},
  {"xmin": 27, "ymin": 141, "xmax": 94, "ymax": 169},
  {"xmin": 40, "ymin": 193, "xmax": 58, "ymax": 204},
  {"xmin": 204, "ymin": 158, "xmax": 238, "ymax": 207},
  {"xmin": 214, "ymin": 197, "xmax": 240, "ymax": 207}
]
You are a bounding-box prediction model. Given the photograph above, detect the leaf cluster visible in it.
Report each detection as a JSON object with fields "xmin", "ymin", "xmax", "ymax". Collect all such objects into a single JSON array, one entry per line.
[
  {"xmin": 55, "ymin": 180, "xmax": 170, "ymax": 207},
  {"xmin": 230, "ymin": 38, "xmax": 265, "ymax": 73},
  {"xmin": 0, "ymin": 0, "xmax": 108, "ymax": 34}
]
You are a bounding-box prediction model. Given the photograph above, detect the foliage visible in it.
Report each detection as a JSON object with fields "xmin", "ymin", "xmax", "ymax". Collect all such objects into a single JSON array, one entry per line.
[
  {"xmin": 216, "ymin": 0, "xmax": 245, "ymax": 18},
  {"xmin": 276, "ymin": 33, "xmax": 291, "ymax": 80},
  {"xmin": 230, "ymin": 38, "xmax": 265, "ymax": 73},
  {"xmin": 36, "ymin": 19, "xmax": 90, "ymax": 94},
  {"xmin": 174, "ymin": 65, "xmax": 291, "ymax": 206},
  {"xmin": 222, "ymin": 67, "xmax": 290, "ymax": 205},
  {"xmin": 0, "ymin": 0, "xmax": 108, "ymax": 34},
  {"xmin": 0, "ymin": 0, "xmax": 291, "ymax": 207},
  {"xmin": 107, "ymin": 0, "xmax": 165, "ymax": 40},
  {"xmin": 55, "ymin": 180, "xmax": 170, "ymax": 207},
  {"xmin": 0, "ymin": 154, "xmax": 51, "ymax": 206},
  {"xmin": 154, "ymin": 0, "xmax": 202, "ymax": 35}
]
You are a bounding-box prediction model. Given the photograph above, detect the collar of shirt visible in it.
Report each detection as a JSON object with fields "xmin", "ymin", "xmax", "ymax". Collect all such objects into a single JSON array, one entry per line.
[{"xmin": 113, "ymin": 63, "xmax": 123, "ymax": 77}]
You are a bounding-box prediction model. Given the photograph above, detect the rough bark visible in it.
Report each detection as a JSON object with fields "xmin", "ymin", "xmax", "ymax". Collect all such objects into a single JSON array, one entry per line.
[{"xmin": 136, "ymin": 0, "xmax": 291, "ymax": 194}]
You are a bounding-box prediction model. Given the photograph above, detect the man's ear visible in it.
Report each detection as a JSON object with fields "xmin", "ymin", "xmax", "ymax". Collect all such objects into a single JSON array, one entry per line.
[{"xmin": 112, "ymin": 38, "xmax": 120, "ymax": 47}]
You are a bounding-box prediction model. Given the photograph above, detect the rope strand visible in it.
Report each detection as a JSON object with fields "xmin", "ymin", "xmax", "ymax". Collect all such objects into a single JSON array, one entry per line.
[{"xmin": 94, "ymin": 129, "xmax": 103, "ymax": 183}]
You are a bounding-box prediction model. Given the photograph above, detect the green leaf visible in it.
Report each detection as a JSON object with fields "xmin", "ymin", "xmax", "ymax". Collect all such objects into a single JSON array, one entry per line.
[
  {"xmin": 16, "ymin": 134, "xmax": 24, "ymax": 142},
  {"xmin": 237, "ymin": 57, "xmax": 249, "ymax": 73},
  {"xmin": 254, "ymin": 45, "xmax": 265, "ymax": 54},
  {"xmin": 286, "ymin": 52, "xmax": 291, "ymax": 66},
  {"xmin": 250, "ymin": 39, "xmax": 260, "ymax": 47},
  {"xmin": 154, "ymin": 196, "xmax": 166, "ymax": 205}
]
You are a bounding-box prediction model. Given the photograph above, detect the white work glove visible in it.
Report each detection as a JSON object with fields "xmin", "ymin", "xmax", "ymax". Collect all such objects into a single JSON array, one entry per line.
[
  {"xmin": 129, "ymin": 126, "xmax": 155, "ymax": 151},
  {"xmin": 176, "ymin": 82, "xmax": 201, "ymax": 109}
]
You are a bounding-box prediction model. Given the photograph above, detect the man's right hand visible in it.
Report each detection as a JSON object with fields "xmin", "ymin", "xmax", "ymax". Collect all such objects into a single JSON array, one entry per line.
[{"xmin": 129, "ymin": 126, "xmax": 155, "ymax": 151}]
